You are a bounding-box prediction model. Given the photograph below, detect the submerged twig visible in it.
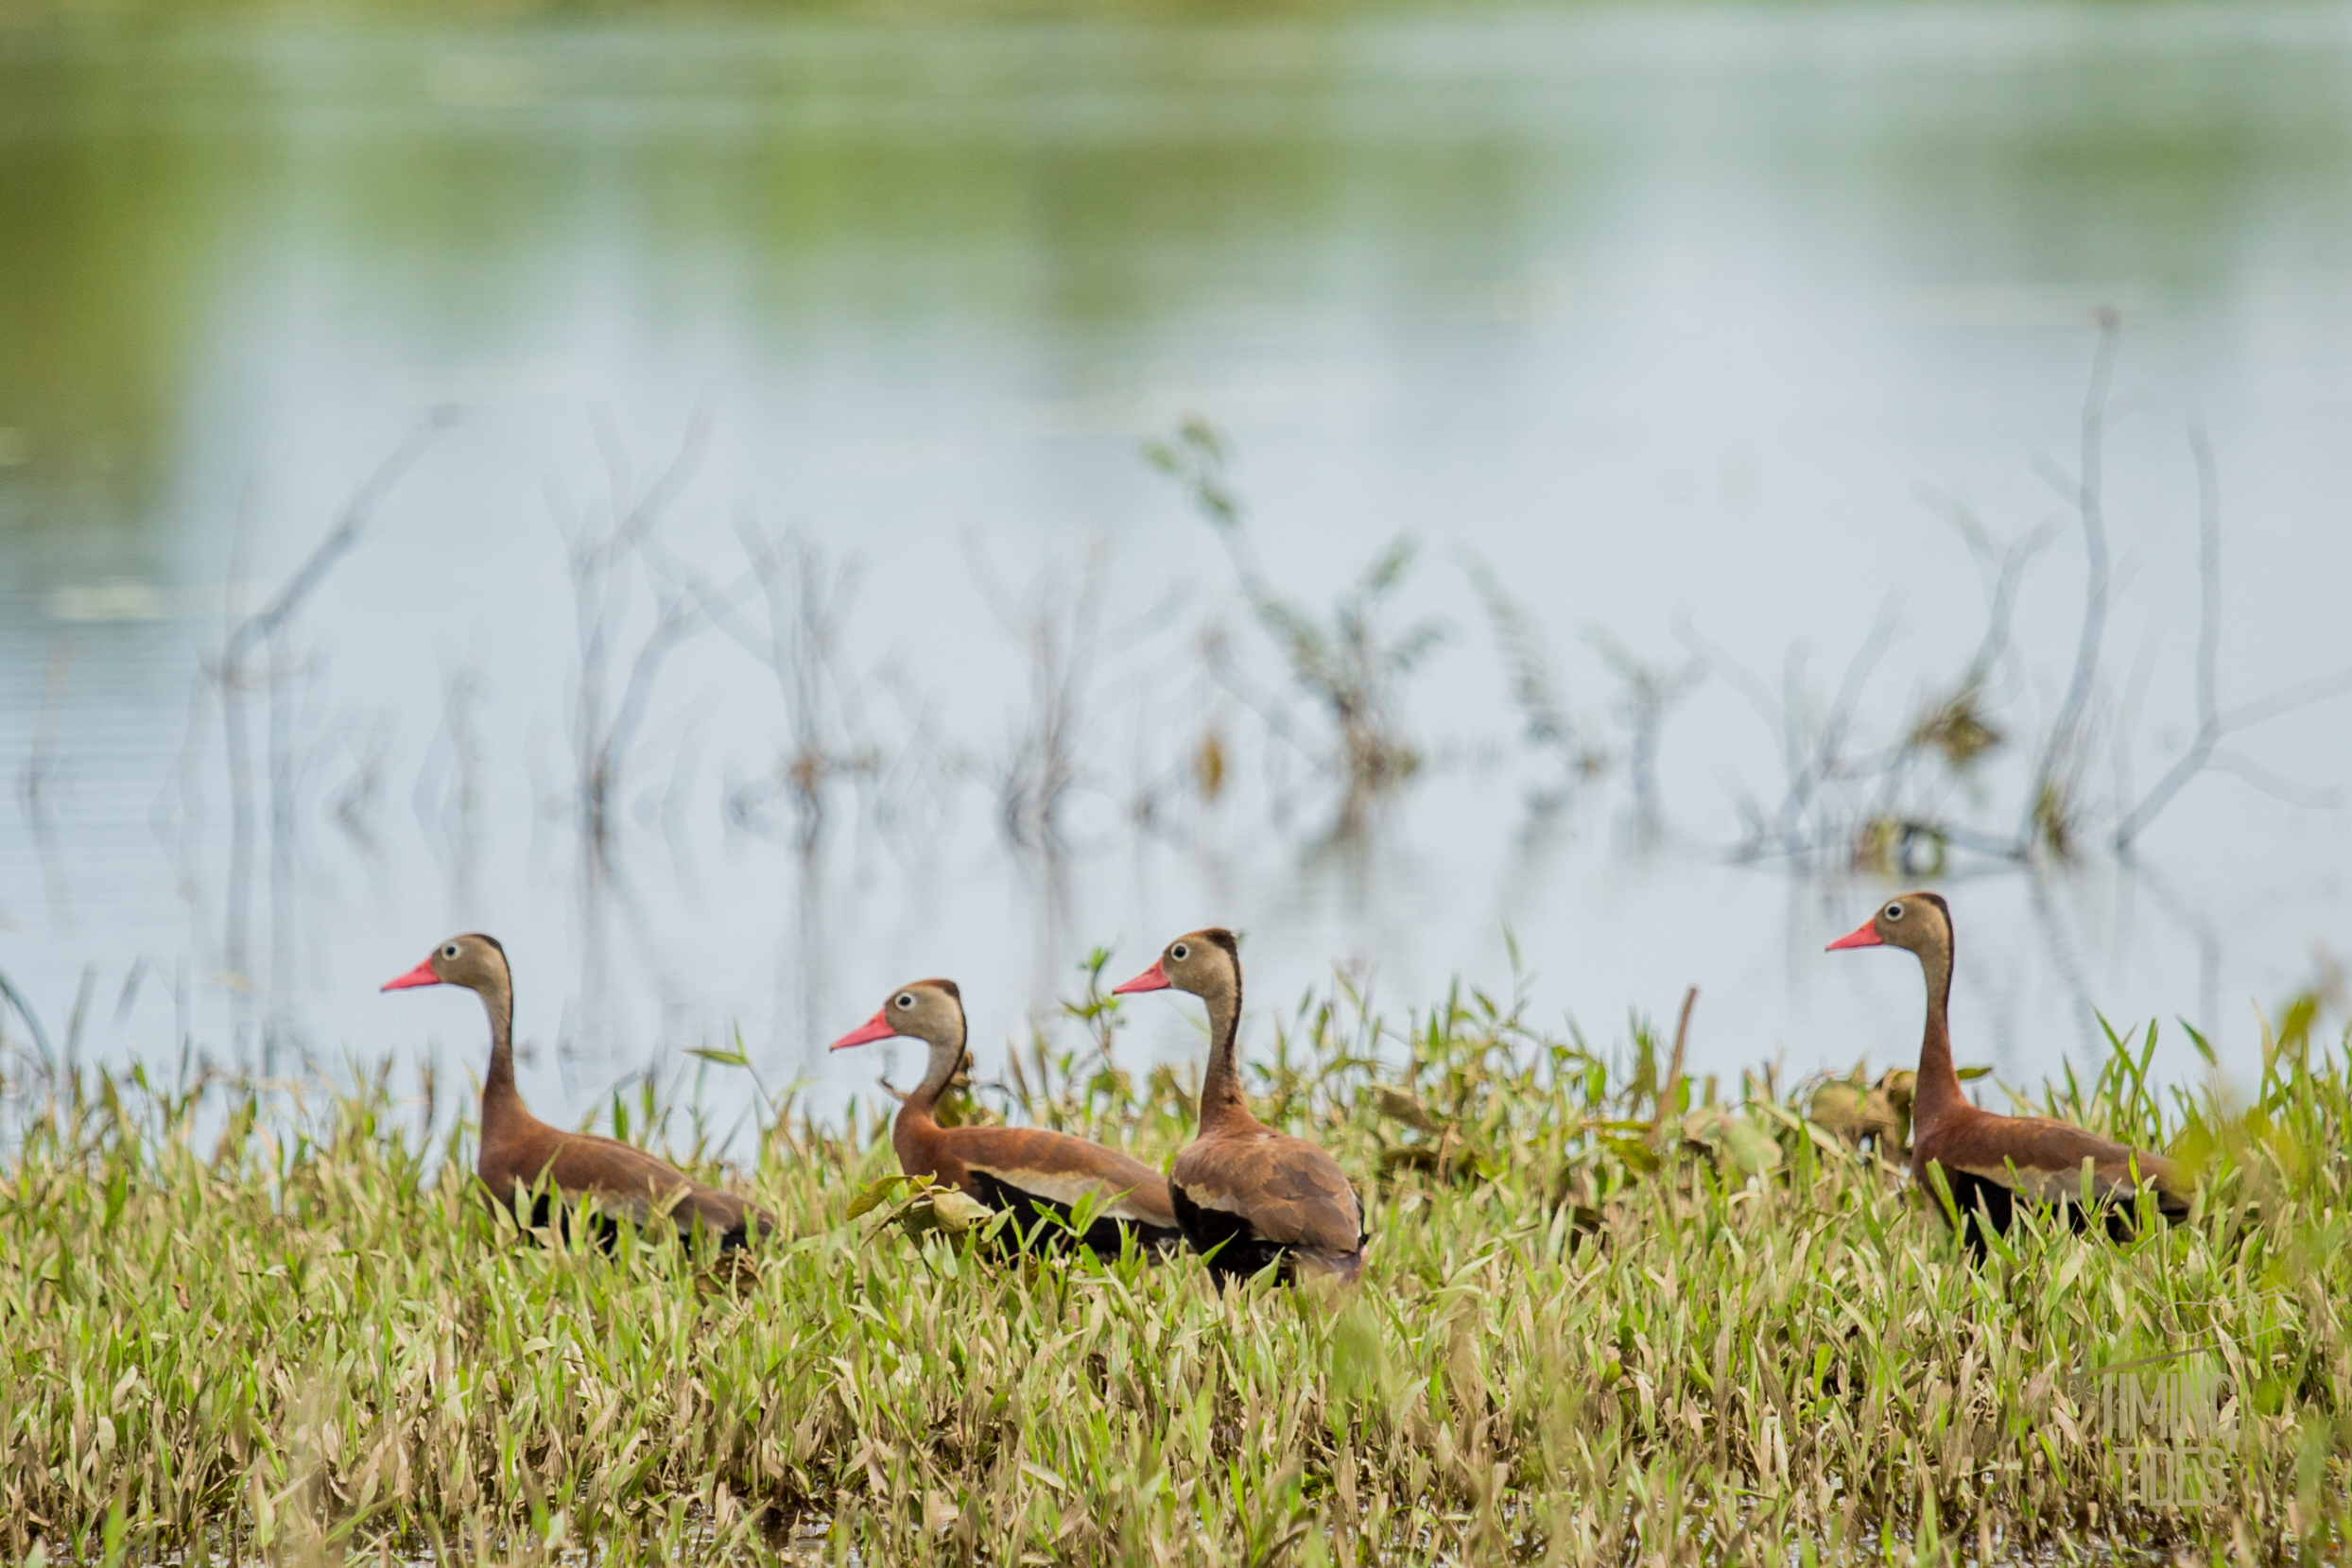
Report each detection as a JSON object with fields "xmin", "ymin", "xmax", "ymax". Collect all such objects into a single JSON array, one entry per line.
[
  {"xmin": 2114, "ymin": 426, "xmax": 2352, "ymax": 850},
  {"xmin": 2018, "ymin": 310, "xmax": 2120, "ymax": 857},
  {"xmin": 214, "ymin": 410, "xmax": 454, "ymax": 1063}
]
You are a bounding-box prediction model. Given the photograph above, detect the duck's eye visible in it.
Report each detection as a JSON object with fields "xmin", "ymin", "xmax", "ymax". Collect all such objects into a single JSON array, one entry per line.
[
  {"xmin": 1170, "ymin": 942, "xmax": 1190, "ymax": 961},
  {"xmin": 895, "ymin": 992, "xmax": 916, "ymax": 1009},
  {"xmin": 1884, "ymin": 903, "xmax": 1904, "ymax": 922},
  {"xmin": 441, "ymin": 944, "xmax": 461, "ymax": 959}
]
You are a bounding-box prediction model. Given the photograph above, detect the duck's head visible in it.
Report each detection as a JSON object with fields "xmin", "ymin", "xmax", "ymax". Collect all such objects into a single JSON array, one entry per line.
[
  {"xmin": 828, "ymin": 978, "xmax": 966, "ymax": 1059},
  {"xmin": 1113, "ymin": 927, "xmax": 1240, "ymax": 1003},
  {"xmin": 382, "ymin": 933, "xmax": 510, "ymax": 996},
  {"xmin": 1826, "ymin": 892, "xmax": 1952, "ymax": 961}
]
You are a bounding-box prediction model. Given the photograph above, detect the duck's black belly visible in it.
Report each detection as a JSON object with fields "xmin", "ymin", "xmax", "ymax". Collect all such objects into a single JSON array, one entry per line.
[
  {"xmin": 1932, "ymin": 1164, "xmax": 2170, "ymax": 1259},
  {"xmin": 517, "ymin": 1188, "xmax": 752, "ymax": 1253},
  {"xmin": 525, "ymin": 1189, "xmax": 623, "ymax": 1253},
  {"xmin": 1169, "ymin": 1181, "xmax": 1294, "ymax": 1284},
  {"xmin": 969, "ymin": 1171, "xmax": 1183, "ymax": 1260},
  {"xmin": 1933, "ymin": 1167, "xmax": 2015, "ymax": 1259}
]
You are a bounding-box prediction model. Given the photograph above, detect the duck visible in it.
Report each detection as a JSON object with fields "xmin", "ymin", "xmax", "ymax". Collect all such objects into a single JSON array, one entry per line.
[
  {"xmin": 1827, "ymin": 891, "xmax": 2187, "ymax": 1254},
  {"xmin": 383, "ymin": 934, "xmax": 770, "ymax": 1249},
  {"xmin": 828, "ymin": 978, "xmax": 1183, "ymax": 1257},
  {"xmin": 1113, "ymin": 929, "xmax": 1367, "ymax": 1285}
]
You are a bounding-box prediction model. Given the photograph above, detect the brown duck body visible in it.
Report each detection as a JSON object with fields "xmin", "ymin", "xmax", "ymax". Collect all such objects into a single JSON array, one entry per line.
[
  {"xmin": 478, "ymin": 1082, "xmax": 768, "ymax": 1247},
  {"xmin": 1832, "ymin": 893, "xmax": 2186, "ymax": 1255},
  {"xmin": 1168, "ymin": 1119, "xmax": 1366, "ymax": 1285},
  {"xmin": 833, "ymin": 980, "xmax": 1183, "ymax": 1257},
  {"xmin": 1118, "ymin": 931, "xmax": 1367, "ymax": 1285},
  {"xmin": 1910, "ymin": 1101, "xmax": 2184, "ymax": 1248},
  {"xmin": 386, "ymin": 935, "xmax": 771, "ymax": 1249},
  {"xmin": 898, "ymin": 1111, "xmax": 1183, "ymax": 1253}
]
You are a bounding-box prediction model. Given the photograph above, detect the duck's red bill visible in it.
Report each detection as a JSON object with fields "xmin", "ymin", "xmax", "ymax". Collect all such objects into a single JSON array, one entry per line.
[
  {"xmin": 1825, "ymin": 921, "xmax": 1884, "ymax": 951},
  {"xmin": 828, "ymin": 1010, "xmax": 899, "ymax": 1051},
  {"xmin": 1112, "ymin": 959, "xmax": 1170, "ymax": 994},
  {"xmin": 381, "ymin": 958, "xmax": 442, "ymax": 991}
]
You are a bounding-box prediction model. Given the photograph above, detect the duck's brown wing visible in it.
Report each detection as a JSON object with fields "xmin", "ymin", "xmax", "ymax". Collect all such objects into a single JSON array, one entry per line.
[
  {"xmin": 1171, "ymin": 1129, "xmax": 1364, "ymax": 1257},
  {"xmin": 1928, "ymin": 1114, "xmax": 2184, "ymax": 1215},
  {"xmin": 491, "ymin": 1127, "xmax": 770, "ymax": 1240},
  {"xmin": 945, "ymin": 1126, "xmax": 1178, "ymax": 1229}
]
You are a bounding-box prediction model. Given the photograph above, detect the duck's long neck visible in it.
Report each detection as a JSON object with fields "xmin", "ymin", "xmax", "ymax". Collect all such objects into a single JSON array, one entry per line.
[
  {"xmin": 478, "ymin": 969, "xmax": 524, "ymax": 1133},
  {"xmin": 893, "ymin": 1027, "xmax": 963, "ymax": 1169},
  {"xmin": 1197, "ymin": 966, "xmax": 1255, "ymax": 1129},
  {"xmin": 1912, "ymin": 934, "xmax": 1966, "ymax": 1126}
]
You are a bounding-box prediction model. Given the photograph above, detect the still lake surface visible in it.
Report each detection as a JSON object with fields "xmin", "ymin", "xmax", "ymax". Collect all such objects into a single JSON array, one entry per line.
[{"xmin": 2, "ymin": 2, "xmax": 2349, "ymax": 1138}]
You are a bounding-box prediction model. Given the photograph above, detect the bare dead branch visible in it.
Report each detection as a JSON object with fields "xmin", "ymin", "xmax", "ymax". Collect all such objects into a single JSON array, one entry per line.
[
  {"xmin": 2019, "ymin": 311, "xmax": 2120, "ymax": 853},
  {"xmin": 2213, "ymin": 667, "xmax": 2352, "ymax": 734},
  {"xmin": 2113, "ymin": 422, "xmax": 2223, "ymax": 852},
  {"xmin": 1461, "ymin": 549, "xmax": 1601, "ymax": 798},
  {"xmin": 1773, "ymin": 593, "xmax": 1903, "ymax": 844},
  {"xmin": 560, "ymin": 415, "xmax": 713, "ymax": 864},
  {"xmin": 976, "ymin": 538, "xmax": 1112, "ymax": 847},
  {"xmin": 1588, "ymin": 622, "xmax": 1704, "ymax": 836},
  {"xmin": 1670, "ymin": 612, "xmax": 1780, "ymax": 755},
  {"xmin": 224, "ymin": 410, "xmax": 457, "ymax": 666},
  {"xmin": 2202, "ymin": 749, "xmax": 2341, "ymax": 809},
  {"xmin": 209, "ymin": 414, "xmax": 451, "ymax": 1062},
  {"xmin": 2113, "ymin": 426, "xmax": 2352, "ymax": 850}
]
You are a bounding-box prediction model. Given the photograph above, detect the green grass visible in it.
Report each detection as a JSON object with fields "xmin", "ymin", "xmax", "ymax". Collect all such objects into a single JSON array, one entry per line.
[{"xmin": 1, "ymin": 975, "xmax": 2346, "ymax": 1565}]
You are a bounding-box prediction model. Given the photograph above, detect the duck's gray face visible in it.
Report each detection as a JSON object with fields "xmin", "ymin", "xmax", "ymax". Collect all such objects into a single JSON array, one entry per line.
[
  {"xmin": 383, "ymin": 933, "xmax": 508, "ymax": 994},
  {"xmin": 1826, "ymin": 893, "xmax": 1948, "ymax": 957},
  {"xmin": 828, "ymin": 979, "xmax": 964, "ymax": 1053},
  {"xmin": 1113, "ymin": 928, "xmax": 1237, "ymax": 999}
]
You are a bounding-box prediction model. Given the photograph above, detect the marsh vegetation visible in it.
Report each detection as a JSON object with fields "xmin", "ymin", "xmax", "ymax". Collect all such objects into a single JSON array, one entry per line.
[{"xmin": 2, "ymin": 974, "xmax": 2347, "ymax": 1564}]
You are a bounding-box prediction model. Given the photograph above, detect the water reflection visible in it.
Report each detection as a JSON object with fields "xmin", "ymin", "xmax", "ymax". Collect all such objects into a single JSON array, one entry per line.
[{"xmin": 1, "ymin": 5, "xmax": 2349, "ymax": 1141}]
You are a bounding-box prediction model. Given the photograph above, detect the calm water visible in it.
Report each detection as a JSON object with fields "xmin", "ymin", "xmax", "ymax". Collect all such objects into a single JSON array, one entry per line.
[{"xmin": 3, "ymin": 3, "xmax": 2349, "ymax": 1136}]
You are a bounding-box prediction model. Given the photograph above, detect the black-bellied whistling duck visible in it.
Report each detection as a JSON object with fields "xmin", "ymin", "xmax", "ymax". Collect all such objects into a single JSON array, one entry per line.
[
  {"xmin": 1828, "ymin": 892, "xmax": 2187, "ymax": 1254},
  {"xmin": 828, "ymin": 978, "xmax": 1183, "ymax": 1257},
  {"xmin": 383, "ymin": 934, "xmax": 770, "ymax": 1249},
  {"xmin": 1114, "ymin": 929, "xmax": 1368, "ymax": 1285}
]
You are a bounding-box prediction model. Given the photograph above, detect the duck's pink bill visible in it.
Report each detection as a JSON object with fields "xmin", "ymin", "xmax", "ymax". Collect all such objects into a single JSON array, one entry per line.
[
  {"xmin": 381, "ymin": 957, "xmax": 442, "ymax": 991},
  {"xmin": 1825, "ymin": 922, "xmax": 1884, "ymax": 951},
  {"xmin": 1112, "ymin": 959, "xmax": 1171, "ymax": 994},
  {"xmin": 828, "ymin": 1010, "xmax": 898, "ymax": 1051}
]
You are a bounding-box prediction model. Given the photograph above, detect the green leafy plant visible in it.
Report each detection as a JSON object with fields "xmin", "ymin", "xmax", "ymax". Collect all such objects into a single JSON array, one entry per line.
[{"xmin": 0, "ymin": 986, "xmax": 2344, "ymax": 1564}]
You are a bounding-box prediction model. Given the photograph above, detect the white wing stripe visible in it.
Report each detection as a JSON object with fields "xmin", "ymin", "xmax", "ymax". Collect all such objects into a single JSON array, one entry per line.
[{"xmin": 968, "ymin": 1164, "xmax": 1157, "ymax": 1219}]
